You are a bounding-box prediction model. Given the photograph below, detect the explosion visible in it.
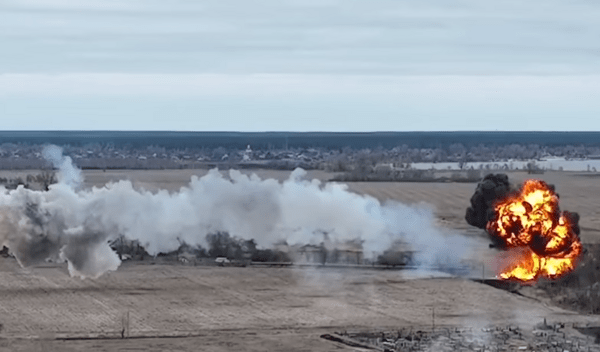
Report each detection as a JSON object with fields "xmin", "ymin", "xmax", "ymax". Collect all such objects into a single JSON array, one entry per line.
[{"xmin": 486, "ymin": 179, "xmax": 582, "ymax": 283}]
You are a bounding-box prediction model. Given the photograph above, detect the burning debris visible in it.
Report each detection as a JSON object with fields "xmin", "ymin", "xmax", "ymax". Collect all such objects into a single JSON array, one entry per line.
[
  {"xmin": 487, "ymin": 179, "xmax": 582, "ymax": 282},
  {"xmin": 466, "ymin": 174, "xmax": 582, "ymax": 283}
]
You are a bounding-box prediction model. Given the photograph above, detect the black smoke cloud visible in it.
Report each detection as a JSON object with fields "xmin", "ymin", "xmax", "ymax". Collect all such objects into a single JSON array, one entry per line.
[
  {"xmin": 465, "ymin": 173, "xmax": 581, "ymax": 246},
  {"xmin": 465, "ymin": 174, "xmax": 513, "ymax": 230}
]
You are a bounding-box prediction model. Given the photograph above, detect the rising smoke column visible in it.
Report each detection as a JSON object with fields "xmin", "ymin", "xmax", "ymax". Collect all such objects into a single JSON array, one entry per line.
[
  {"xmin": 0, "ymin": 146, "xmax": 479, "ymax": 279},
  {"xmin": 41, "ymin": 145, "xmax": 82, "ymax": 188}
]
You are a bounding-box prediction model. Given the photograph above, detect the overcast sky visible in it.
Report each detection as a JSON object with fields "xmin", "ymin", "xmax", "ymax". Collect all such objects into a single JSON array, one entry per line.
[{"xmin": 1, "ymin": 0, "xmax": 600, "ymax": 131}]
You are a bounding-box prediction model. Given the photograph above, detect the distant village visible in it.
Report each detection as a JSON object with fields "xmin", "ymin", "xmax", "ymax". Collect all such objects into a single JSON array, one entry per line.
[{"xmin": 1, "ymin": 142, "xmax": 600, "ymax": 172}]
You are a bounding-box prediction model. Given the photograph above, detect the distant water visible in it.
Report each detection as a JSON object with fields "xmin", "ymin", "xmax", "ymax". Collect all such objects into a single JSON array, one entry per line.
[
  {"xmin": 0, "ymin": 131, "xmax": 599, "ymax": 149},
  {"xmin": 412, "ymin": 158, "xmax": 600, "ymax": 172}
]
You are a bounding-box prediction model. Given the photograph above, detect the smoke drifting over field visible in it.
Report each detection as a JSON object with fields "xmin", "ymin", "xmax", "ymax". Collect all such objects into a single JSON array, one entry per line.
[{"xmin": 0, "ymin": 146, "xmax": 477, "ymax": 278}]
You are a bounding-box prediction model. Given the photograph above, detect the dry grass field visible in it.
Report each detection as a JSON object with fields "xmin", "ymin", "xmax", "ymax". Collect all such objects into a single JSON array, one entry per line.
[
  {"xmin": 1, "ymin": 168, "xmax": 600, "ymax": 351},
  {"xmin": 1, "ymin": 259, "xmax": 597, "ymax": 352}
]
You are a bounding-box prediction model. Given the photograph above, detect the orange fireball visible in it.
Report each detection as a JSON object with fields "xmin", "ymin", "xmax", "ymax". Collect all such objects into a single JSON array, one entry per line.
[{"xmin": 486, "ymin": 179, "xmax": 582, "ymax": 282}]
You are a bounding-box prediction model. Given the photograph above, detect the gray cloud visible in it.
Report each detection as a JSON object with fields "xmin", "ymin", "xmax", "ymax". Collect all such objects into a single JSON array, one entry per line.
[
  {"xmin": 2, "ymin": 1, "xmax": 599, "ymax": 131},
  {"xmin": 2, "ymin": 0, "xmax": 600, "ymax": 75}
]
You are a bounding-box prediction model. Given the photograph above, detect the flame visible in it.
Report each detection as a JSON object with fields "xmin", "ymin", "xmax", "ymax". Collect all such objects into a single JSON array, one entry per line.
[{"xmin": 486, "ymin": 179, "xmax": 582, "ymax": 283}]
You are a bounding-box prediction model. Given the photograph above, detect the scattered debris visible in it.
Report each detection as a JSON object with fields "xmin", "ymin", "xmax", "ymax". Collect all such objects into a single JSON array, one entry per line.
[{"xmin": 324, "ymin": 323, "xmax": 600, "ymax": 352}]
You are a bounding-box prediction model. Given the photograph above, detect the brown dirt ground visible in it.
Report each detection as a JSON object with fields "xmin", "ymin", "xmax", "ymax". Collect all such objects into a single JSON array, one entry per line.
[
  {"xmin": 1, "ymin": 169, "xmax": 600, "ymax": 351},
  {"xmin": 1, "ymin": 259, "xmax": 598, "ymax": 352}
]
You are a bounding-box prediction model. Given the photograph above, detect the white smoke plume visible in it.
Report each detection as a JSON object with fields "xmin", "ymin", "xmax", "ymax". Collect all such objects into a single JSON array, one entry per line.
[
  {"xmin": 41, "ymin": 144, "xmax": 82, "ymax": 188},
  {"xmin": 0, "ymin": 146, "xmax": 479, "ymax": 279}
]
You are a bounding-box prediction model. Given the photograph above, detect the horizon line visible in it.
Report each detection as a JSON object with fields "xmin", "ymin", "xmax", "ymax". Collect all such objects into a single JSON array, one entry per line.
[{"xmin": 2, "ymin": 130, "xmax": 600, "ymax": 134}]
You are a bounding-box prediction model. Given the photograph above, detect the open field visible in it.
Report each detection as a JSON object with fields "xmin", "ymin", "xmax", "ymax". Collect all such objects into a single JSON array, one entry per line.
[
  {"xmin": 1, "ymin": 259, "xmax": 599, "ymax": 351},
  {"xmin": 2, "ymin": 168, "xmax": 600, "ymax": 350}
]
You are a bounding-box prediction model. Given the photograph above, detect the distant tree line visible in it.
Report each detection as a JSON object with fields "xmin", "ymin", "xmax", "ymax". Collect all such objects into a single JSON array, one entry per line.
[
  {"xmin": 0, "ymin": 171, "xmax": 57, "ymax": 190},
  {"xmin": 1, "ymin": 142, "xmax": 600, "ymax": 171},
  {"xmin": 2, "ymin": 131, "xmax": 600, "ymax": 150}
]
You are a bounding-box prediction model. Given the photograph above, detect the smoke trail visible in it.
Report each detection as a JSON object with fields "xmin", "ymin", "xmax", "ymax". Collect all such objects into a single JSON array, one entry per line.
[{"xmin": 0, "ymin": 147, "xmax": 479, "ymax": 278}]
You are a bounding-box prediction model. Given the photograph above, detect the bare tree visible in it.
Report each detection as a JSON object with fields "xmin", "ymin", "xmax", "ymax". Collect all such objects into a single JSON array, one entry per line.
[{"xmin": 36, "ymin": 171, "xmax": 57, "ymax": 191}]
